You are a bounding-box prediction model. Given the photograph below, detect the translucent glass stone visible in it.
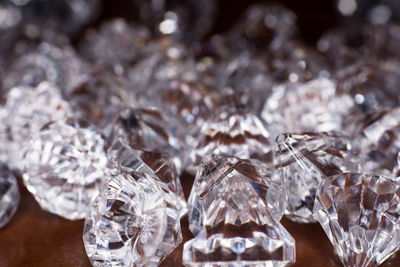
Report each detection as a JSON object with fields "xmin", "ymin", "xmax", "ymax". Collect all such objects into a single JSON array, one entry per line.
[
  {"xmin": 185, "ymin": 155, "xmax": 294, "ymax": 266},
  {"xmin": 262, "ymin": 78, "xmax": 354, "ymax": 139},
  {"xmin": 5, "ymin": 82, "xmax": 72, "ymax": 170},
  {"xmin": 275, "ymin": 132, "xmax": 360, "ymax": 223},
  {"xmin": 5, "ymin": 42, "xmax": 89, "ymax": 95},
  {"xmin": 107, "ymin": 139, "xmax": 187, "ymax": 217},
  {"xmin": 108, "ymin": 107, "xmax": 183, "ymax": 173},
  {"xmin": 187, "ymin": 106, "xmax": 273, "ymax": 174},
  {"xmin": 314, "ymin": 172, "xmax": 400, "ymax": 267},
  {"xmin": 23, "ymin": 120, "xmax": 107, "ymax": 220},
  {"xmin": 0, "ymin": 2, "xmax": 22, "ymax": 56},
  {"xmin": 357, "ymin": 107, "xmax": 400, "ymax": 178},
  {"xmin": 188, "ymin": 154, "xmax": 286, "ymax": 235},
  {"xmin": 0, "ymin": 163, "xmax": 19, "ymax": 228},
  {"xmin": 83, "ymin": 170, "xmax": 182, "ymax": 266},
  {"xmin": 80, "ymin": 19, "xmax": 151, "ymax": 69}
]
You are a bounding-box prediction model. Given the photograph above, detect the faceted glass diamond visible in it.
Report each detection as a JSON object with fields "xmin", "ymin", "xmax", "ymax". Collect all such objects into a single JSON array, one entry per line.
[
  {"xmin": 83, "ymin": 170, "xmax": 182, "ymax": 266},
  {"xmin": 357, "ymin": 107, "xmax": 400, "ymax": 178},
  {"xmin": 107, "ymin": 139, "xmax": 187, "ymax": 217},
  {"xmin": 5, "ymin": 82, "xmax": 72, "ymax": 170},
  {"xmin": 188, "ymin": 155, "xmax": 286, "ymax": 235},
  {"xmin": 314, "ymin": 172, "xmax": 400, "ymax": 267},
  {"xmin": 108, "ymin": 107, "xmax": 183, "ymax": 172},
  {"xmin": 23, "ymin": 120, "xmax": 107, "ymax": 220},
  {"xmin": 0, "ymin": 163, "xmax": 19, "ymax": 228},
  {"xmin": 185, "ymin": 155, "xmax": 294, "ymax": 266},
  {"xmin": 275, "ymin": 132, "xmax": 360, "ymax": 223},
  {"xmin": 188, "ymin": 106, "xmax": 273, "ymax": 174},
  {"xmin": 262, "ymin": 78, "xmax": 354, "ymax": 139}
]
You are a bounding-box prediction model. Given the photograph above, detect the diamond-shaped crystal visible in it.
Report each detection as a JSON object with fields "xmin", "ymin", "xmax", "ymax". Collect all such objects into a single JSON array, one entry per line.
[
  {"xmin": 83, "ymin": 169, "xmax": 182, "ymax": 266},
  {"xmin": 184, "ymin": 154, "xmax": 294, "ymax": 266},
  {"xmin": 262, "ymin": 78, "xmax": 354, "ymax": 139},
  {"xmin": 314, "ymin": 172, "xmax": 400, "ymax": 267},
  {"xmin": 275, "ymin": 132, "xmax": 360, "ymax": 223},
  {"xmin": 23, "ymin": 120, "xmax": 107, "ymax": 220},
  {"xmin": 357, "ymin": 107, "xmax": 400, "ymax": 178},
  {"xmin": 5, "ymin": 82, "xmax": 72, "ymax": 170},
  {"xmin": 0, "ymin": 163, "xmax": 19, "ymax": 228},
  {"xmin": 107, "ymin": 139, "xmax": 187, "ymax": 217},
  {"xmin": 188, "ymin": 155, "xmax": 286, "ymax": 235},
  {"xmin": 187, "ymin": 106, "xmax": 273, "ymax": 174}
]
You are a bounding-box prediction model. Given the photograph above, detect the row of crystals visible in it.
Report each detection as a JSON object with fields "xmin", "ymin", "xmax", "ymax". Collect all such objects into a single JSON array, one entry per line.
[{"xmin": 1, "ymin": 1, "xmax": 400, "ymax": 267}]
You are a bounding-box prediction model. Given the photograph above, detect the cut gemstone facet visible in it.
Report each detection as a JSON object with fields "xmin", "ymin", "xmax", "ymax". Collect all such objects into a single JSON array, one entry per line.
[
  {"xmin": 0, "ymin": 163, "xmax": 19, "ymax": 228},
  {"xmin": 314, "ymin": 172, "xmax": 400, "ymax": 267},
  {"xmin": 275, "ymin": 132, "xmax": 360, "ymax": 223},
  {"xmin": 107, "ymin": 139, "xmax": 187, "ymax": 217},
  {"xmin": 83, "ymin": 170, "xmax": 182, "ymax": 266},
  {"xmin": 188, "ymin": 106, "xmax": 273, "ymax": 174},
  {"xmin": 23, "ymin": 120, "xmax": 107, "ymax": 220},
  {"xmin": 184, "ymin": 154, "xmax": 294, "ymax": 266},
  {"xmin": 262, "ymin": 78, "xmax": 354, "ymax": 139}
]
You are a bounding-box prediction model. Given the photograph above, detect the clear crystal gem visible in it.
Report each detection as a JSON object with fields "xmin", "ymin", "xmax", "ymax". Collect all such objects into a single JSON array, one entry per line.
[
  {"xmin": 275, "ymin": 132, "xmax": 360, "ymax": 223},
  {"xmin": 188, "ymin": 106, "xmax": 273, "ymax": 174},
  {"xmin": 314, "ymin": 172, "xmax": 400, "ymax": 267},
  {"xmin": 184, "ymin": 154, "xmax": 294, "ymax": 266},
  {"xmin": 262, "ymin": 78, "xmax": 354, "ymax": 139},
  {"xmin": 188, "ymin": 154, "xmax": 286, "ymax": 235},
  {"xmin": 5, "ymin": 82, "xmax": 72, "ymax": 170},
  {"xmin": 83, "ymin": 170, "xmax": 182, "ymax": 266},
  {"xmin": 107, "ymin": 139, "xmax": 187, "ymax": 217},
  {"xmin": 0, "ymin": 163, "xmax": 19, "ymax": 228},
  {"xmin": 23, "ymin": 120, "xmax": 107, "ymax": 220}
]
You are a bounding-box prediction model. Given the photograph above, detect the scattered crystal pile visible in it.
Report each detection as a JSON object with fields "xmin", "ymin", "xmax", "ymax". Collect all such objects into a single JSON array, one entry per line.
[
  {"xmin": 0, "ymin": 163, "xmax": 19, "ymax": 228},
  {"xmin": 314, "ymin": 172, "xmax": 400, "ymax": 267},
  {"xmin": 1, "ymin": 1, "xmax": 400, "ymax": 266},
  {"xmin": 185, "ymin": 155, "xmax": 294, "ymax": 266}
]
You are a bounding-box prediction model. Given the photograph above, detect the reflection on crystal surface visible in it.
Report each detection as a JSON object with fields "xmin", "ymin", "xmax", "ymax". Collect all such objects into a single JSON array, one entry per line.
[
  {"xmin": 185, "ymin": 155, "xmax": 294, "ymax": 266},
  {"xmin": 262, "ymin": 78, "xmax": 354, "ymax": 139},
  {"xmin": 188, "ymin": 106, "xmax": 273, "ymax": 174},
  {"xmin": 83, "ymin": 170, "xmax": 182, "ymax": 266},
  {"xmin": 314, "ymin": 172, "xmax": 400, "ymax": 267},
  {"xmin": 358, "ymin": 107, "xmax": 400, "ymax": 178},
  {"xmin": 23, "ymin": 120, "xmax": 106, "ymax": 220},
  {"xmin": 107, "ymin": 139, "xmax": 186, "ymax": 217},
  {"xmin": 0, "ymin": 163, "xmax": 19, "ymax": 228},
  {"xmin": 275, "ymin": 132, "xmax": 360, "ymax": 223},
  {"xmin": 5, "ymin": 82, "xmax": 72, "ymax": 170}
]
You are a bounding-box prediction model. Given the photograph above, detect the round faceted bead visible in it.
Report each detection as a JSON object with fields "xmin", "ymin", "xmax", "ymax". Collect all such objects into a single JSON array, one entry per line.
[
  {"xmin": 0, "ymin": 163, "xmax": 19, "ymax": 228},
  {"xmin": 83, "ymin": 170, "xmax": 182, "ymax": 266},
  {"xmin": 23, "ymin": 120, "xmax": 107, "ymax": 220}
]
